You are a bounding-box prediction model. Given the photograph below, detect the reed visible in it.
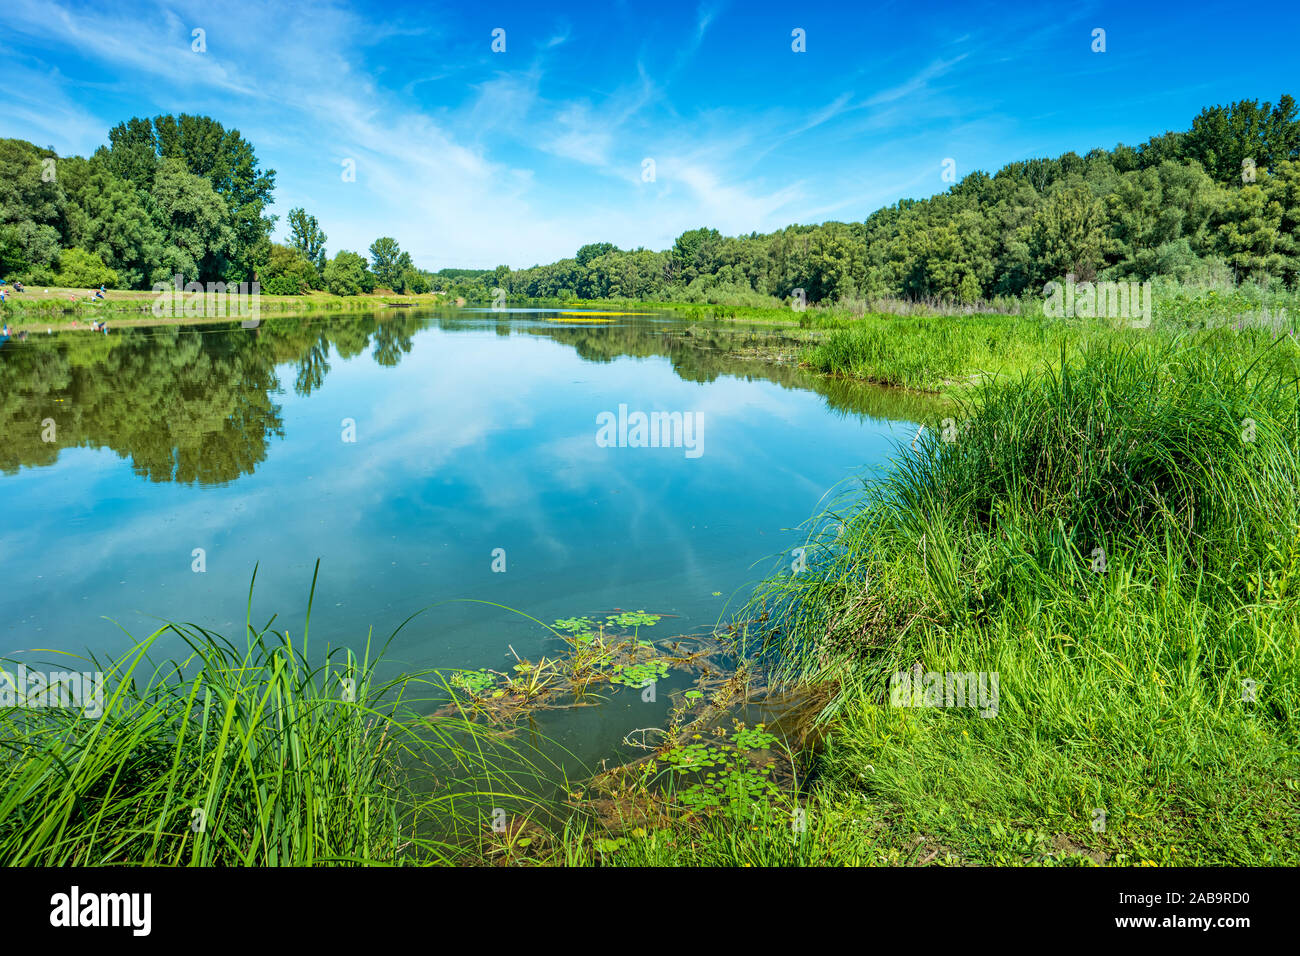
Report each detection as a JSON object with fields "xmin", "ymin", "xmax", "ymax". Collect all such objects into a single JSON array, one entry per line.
[{"xmin": 0, "ymin": 564, "xmax": 555, "ymax": 865}]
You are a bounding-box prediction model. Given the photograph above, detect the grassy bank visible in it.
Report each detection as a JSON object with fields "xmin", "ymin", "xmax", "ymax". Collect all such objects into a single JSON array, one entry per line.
[
  {"xmin": 803, "ymin": 312, "xmax": 1067, "ymax": 392},
  {"xmin": 581, "ymin": 327, "xmax": 1299, "ymax": 866},
  {"xmin": 0, "ymin": 285, "xmax": 446, "ymax": 329},
  {"xmin": 801, "ymin": 286, "xmax": 1300, "ymax": 393}
]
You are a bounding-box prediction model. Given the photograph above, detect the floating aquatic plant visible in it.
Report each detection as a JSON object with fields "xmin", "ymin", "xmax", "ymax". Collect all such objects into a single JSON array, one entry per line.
[
  {"xmin": 657, "ymin": 723, "xmax": 782, "ymax": 821},
  {"xmin": 610, "ymin": 658, "xmax": 671, "ymax": 688}
]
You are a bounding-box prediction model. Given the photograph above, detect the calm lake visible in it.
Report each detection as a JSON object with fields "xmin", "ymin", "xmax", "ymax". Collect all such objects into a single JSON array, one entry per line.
[{"xmin": 0, "ymin": 307, "xmax": 937, "ymax": 772}]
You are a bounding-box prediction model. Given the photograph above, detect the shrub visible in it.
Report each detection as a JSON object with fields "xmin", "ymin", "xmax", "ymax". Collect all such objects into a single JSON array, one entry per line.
[{"xmin": 54, "ymin": 247, "xmax": 118, "ymax": 289}]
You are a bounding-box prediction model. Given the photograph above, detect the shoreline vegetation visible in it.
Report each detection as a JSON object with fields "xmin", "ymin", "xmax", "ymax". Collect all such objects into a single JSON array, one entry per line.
[
  {"xmin": 0, "ymin": 285, "xmax": 449, "ymax": 326},
  {"xmin": 9, "ymin": 280, "xmax": 1298, "ymax": 397}
]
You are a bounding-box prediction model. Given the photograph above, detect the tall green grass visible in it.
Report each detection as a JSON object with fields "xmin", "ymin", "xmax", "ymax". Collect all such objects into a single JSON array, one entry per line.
[
  {"xmin": 800, "ymin": 287, "xmax": 1300, "ymax": 393},
  {"xmin": 803, "ymin": 312, "xmax": 1068, "ymax": 390},
  {"xmin": 0, "ymin": 565, "xmax": 556, "ymax": 865},
  {"xmin": 727, "ymin": 329, "xmax": 1300, "ymax": 864}
]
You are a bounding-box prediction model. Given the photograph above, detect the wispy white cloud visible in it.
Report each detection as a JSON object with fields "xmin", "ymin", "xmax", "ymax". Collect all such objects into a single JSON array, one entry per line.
[{"xmin": 0, "ymin": 0, "xmax": 1061, "ymax": 267}]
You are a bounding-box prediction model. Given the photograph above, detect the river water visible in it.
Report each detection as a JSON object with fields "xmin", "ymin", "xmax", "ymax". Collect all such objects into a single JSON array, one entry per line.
[{"xmin": 0, "ymin": 306, "xmax": 936, "ymax": 772}]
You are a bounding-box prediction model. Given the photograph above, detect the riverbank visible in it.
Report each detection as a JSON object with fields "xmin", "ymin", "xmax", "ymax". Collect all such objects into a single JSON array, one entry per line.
[
  {"xmin": 566, "ymin": 324, "xmax": 1300, "ymax": 866},
  {"xmin": 0, "ymin": 285, "xmax": 446, "ymax": 330}
]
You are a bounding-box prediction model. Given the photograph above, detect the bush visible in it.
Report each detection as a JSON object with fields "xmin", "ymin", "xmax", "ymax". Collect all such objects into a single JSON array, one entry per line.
[
  {"xmin": 259, "ymin": 243, "xmax": 315, "ymax": 295},
  {"xmin": 54, "ymin": 247, "xmax": 118, "ymax": 289},
  {"xmin": 323, "ymin": 251, "xmax": 373, "ymax": 296},
  {"xmin": 264, "ymin": 274, "xmax": 304, "ymax": 295}
]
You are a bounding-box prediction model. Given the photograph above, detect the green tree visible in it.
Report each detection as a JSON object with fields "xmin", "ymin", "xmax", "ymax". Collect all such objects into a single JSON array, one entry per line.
[
  {"xmin": 100, "ymin": 114, "xmax": 276, "ymax": 283},
  {"xmin": 1263, "ymin": 160, "xmax": 1300, "ymax": 285},
  {"xmin": 670, "ymin": 228, "xmax": 721, "ymax": 283},
  {"xmin": 0, "ymin": 138, "xmax": 64, "ymax": 281},
  {"xmin": 1105, "ymin": 161, "xmax": 1222, "ymax": 277},
  {"xmin": 59, "ymin": 155, "xmax": 164, "ymax": 289},
  {"xmin": 150, "ymin": 159, "xmax": 233, "ymax": 283},
  {"xmin": 323, "ymin": 250, "xmax": 372, "ymax": 295},
  {"xmin": 1183, "ymin": 95, "xmax": 1300, "ymax": 183},
  {"xmin": 97, "ymin": 117, "xmax": 159, "ymax": 191},
  {"xmin": 286, "ymin": 207, "xmax": 327, "ymax": 271},
  {"xmin": 55, "ymin": 247, "xmax": 118, "ymax": 288},
  {"xmin": 401, "ymin": 267, "xmax": 430, "ymax": 294},
  {"xmin": 1027, "ymin": 184, "xmax": 1109, "ymax": 283},
  {"xmin": 576, "ymin": 242, "xmax": 618, "ymax": 267},
  {"xmin": 261, "ymin": 243, "xmax": 316, "ymax": 294},
  {"xmin": 1214, "ymin": 176, "xmax": 1286, "ymax": 280},
  {"xmin": 153, "ymin": 114, "xmax": 277, "ymax": 281},
  {"xmin": 368, "ymin": 237, "xmax": 404, "ymax": 290},
  {"xmin": 807, "ymin": 222, "xmax": 868, "ymax": 302}
]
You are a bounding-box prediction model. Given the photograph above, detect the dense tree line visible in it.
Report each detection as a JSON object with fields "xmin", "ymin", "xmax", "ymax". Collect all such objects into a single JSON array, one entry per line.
[
  {"xmin": 1, "ymin": 114, "xmax": 276, "ymax": 289},
  {"xmin": 0, "ymin": 113, "xmax": 433, "ymax": 296},
  {"xmin": 3, "ymin": 95, "xmax": 1297, "ymax": 304},
  {"xmin": 488, "ymin": 94, "xmax": 1300, "ymax": 305}
]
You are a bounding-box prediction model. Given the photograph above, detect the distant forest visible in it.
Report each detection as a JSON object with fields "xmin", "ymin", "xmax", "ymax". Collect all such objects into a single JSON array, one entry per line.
[{"xmin": 2, "ymin": 94, "xmax": 1297, "ymax": 304}]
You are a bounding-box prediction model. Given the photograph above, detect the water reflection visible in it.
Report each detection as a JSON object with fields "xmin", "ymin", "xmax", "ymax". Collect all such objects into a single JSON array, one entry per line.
[{"xmin": 0, "ymin": 309, "xmax": 943, "ymax": 485}]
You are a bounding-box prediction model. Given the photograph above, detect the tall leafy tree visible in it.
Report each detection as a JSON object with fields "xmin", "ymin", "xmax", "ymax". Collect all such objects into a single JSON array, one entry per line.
[
  {"xmin": 1027, "ymin": 184, "xmax": 1109, "ymax": 283},
  {"xmin": 59, "ymin": 155, "xmax": 164, "ymax": 289},
  {"xmin": 0, "ymin": 138, "xmax": 64, "ymax": 280},
  {"xmin": 97, "ymin": 117, "xmax": 159, "ymax": 191},
  {"xmin": 1215, "ymin": 177, "xmax": 1286, "ymax": 279},
  {"xmin": 286, "ymin": 207, "xmax": 327, "ymax": 270},
  {"xmin": 1183, "ymin": 95, "xmax": 1300, "ymax": 183},
  {"xmin": 1264, "ymin": 160, "xmax": 1300, "ymax": 286},
  {"xmin": 101, "ymin": 114, "xmax": 276, "ymax": 283},
  {"xmin": 368, "ymin": 237, "xmax": 404, "ymax": 290},
  {"xmin": 151, "ymin": 159, "xmax": 233, "ymax": 283},
  {"xmin": 576, "ymin": 242, "xmax": 617, "ymax": 267}
]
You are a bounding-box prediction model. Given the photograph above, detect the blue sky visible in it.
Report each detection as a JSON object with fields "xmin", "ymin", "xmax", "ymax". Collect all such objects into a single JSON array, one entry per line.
[{"xmin": 3, "ymin": 0, "xmax": 1297, "ymax": 270}]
